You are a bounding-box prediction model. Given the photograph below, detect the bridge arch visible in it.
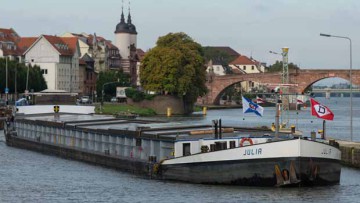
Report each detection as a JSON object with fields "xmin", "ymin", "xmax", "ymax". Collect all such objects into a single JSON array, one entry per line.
[
  {"xmin": 204, "ymin": 73, "xmax": 283, "ymax": 105},
  {"xmin": 201, "ymin": 69, "xmax": 360, "ymax": 105},
  {"xmin": 212, "ymin": 80, "xmax": 254, "ymax": 105},
  {"xmin": 293, "ymin": 70, "xmax": 360, "ymax": 93}
]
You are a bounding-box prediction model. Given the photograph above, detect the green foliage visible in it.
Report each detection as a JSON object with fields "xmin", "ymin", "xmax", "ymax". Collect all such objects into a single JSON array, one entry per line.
[
  {"xmin": 95, "ymin": 103, "xmax": 157, "ymax": 116},
  {"xmin": 140, "ymin": 32, "xmax": 208, "ymax": 113},
  {"xmin": 125, "ymin": 87, "xmax": 155, "ymax": 102},
  {"xmin": 267, "ymin": 60, "xmax": 300, "ymax": 73},
  {"xmin": 96, "ymin": 70, "xmax": 130, "ymax": 101},
  {"xmin": 0, "ymin": 58, "xmax": 47, "ymax": 94}
]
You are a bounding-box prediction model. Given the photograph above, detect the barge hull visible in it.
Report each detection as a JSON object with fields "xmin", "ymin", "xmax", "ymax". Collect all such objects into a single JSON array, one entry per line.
[
  {"xmin": 6, "ymin": 134, "xmax": 150, "ymax": 175},
  {"xmin": 160, "ymin": 157, "xmax": 341, "ymax": 186}
]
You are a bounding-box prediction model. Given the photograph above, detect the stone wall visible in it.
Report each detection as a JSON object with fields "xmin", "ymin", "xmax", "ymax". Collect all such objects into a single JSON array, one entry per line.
[
  {"xmin": 340, "ymin": 146, "xmax": 360, "ymax": 168},
  {"xmin": 127, "ymin": 95, "xmax": 185, "ymax": 115}
]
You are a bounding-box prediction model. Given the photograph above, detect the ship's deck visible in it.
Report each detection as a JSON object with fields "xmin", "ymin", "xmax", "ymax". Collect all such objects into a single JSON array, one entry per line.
[{"xmin": 15, "ymin": 113, "xmax": 283, "ymax": 141}]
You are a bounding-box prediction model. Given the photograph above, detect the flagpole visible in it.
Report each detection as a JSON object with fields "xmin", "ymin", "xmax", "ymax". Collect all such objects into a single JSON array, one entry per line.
[
  {"xmin": 295, "ymin": 95, "xmax": 298, "ymax": 129},
  {"xmin": 275, "ymin": 94, "xmax": 280, "ymax": 139}
]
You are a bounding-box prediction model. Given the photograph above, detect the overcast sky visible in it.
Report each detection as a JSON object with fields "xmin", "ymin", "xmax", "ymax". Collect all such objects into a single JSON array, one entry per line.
[{"xmin": 2, "ymin": 0, "xmax": 359, "ymax": 72}]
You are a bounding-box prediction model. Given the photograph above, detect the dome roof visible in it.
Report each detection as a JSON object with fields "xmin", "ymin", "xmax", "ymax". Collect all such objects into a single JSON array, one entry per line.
[
  {"xmin": 115, "ymin": 22, "xmax": 130, "ymax": 33},
  {"xmin": 127, "ymin": 12, "xmax": 137, "ymax": 35},
  {"xmin": 128, "ymin": 24, "xmax": 137, "ymax": 34},
  {"xmin": 115, "ymin": 11, "xmax": 131, "ymax": 34}
]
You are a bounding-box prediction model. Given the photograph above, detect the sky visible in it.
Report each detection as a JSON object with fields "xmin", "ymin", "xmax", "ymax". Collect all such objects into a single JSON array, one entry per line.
[{"xmin": 2, "ymin": 0, "xmax": 359, "ymax": 74}]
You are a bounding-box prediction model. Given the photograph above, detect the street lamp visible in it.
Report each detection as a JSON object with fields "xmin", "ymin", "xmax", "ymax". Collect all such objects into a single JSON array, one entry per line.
[
  {"xmin": 320, "ymin": 33, "xmax": 353, "ymax": 141},
  {"xmin": 25, "ymin": 61, "xmax": 30, "ymax": 94},
  {"xmin": 5, "ymin": 56, "xmax": 8, "ymax": 105}
]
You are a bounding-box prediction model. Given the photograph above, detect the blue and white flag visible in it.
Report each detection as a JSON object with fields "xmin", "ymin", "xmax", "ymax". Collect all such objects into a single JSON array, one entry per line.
[{"xmin": 242, "ymin": 96, "xmax": 264, "ymax": 117}]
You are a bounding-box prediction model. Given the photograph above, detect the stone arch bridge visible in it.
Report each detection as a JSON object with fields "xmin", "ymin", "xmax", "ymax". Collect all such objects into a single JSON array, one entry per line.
[{"xmin": 201, "ymin": 69, "xmax": 360, "ymax": 105}]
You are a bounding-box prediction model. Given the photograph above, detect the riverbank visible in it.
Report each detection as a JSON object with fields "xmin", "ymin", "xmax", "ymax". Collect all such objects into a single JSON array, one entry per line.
[{"xmin": 95, "ymin": 103, "xmax": 156, "ymax": 116}]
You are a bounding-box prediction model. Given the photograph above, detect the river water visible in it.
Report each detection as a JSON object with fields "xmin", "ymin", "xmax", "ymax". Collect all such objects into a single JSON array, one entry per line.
[{"xmin": 0, "ymin": 97, "xmax": 360, "ymax": 203}]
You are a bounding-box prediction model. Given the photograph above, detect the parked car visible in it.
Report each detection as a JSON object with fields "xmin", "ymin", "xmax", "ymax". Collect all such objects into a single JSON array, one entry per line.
[
  {"xmin": 110, "ymin": 97, "xmax": 117, "ymax": 103},
  {"xmin": 15, "ymin": 98, "xmax": 28, "ymax": 106},
  {"xmin": 80, "ymin": 96, "xmax": 91, "ymax": 104}
]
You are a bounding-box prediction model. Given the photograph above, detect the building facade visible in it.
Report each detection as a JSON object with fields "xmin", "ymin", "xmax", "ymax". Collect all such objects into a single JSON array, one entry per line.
[
  {"xmin": 229, "ymin": 55, "xmax": 265, "ymax": 74},
  {"xmin": 79, "ymin": 53, "xmax": 97, "ymax": 97},
  {"xmin": 23, "ymin": 35, "xmax": 80, "ymax": 93}
]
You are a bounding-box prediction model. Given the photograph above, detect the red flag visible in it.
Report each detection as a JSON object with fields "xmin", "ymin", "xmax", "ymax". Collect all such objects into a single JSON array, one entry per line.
[
  {"xmin": 310, "ymin": 98, "xmax": 334, "ymax": 120},
  {"xmin": 256, "ymin": 96, "xmax": 265, "ymax": 104}
]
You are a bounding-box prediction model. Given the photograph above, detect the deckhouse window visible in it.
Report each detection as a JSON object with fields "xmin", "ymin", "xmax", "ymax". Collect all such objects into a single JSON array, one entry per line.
[{"xmin": 183, "ymin": 143, "xmax": 191, "ymax": 156}]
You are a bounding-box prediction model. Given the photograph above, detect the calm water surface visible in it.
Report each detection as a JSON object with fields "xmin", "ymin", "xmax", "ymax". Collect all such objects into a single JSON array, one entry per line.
[{"xmin": 0, "ymin": 97, "xmax": 359, "ymax": 203}]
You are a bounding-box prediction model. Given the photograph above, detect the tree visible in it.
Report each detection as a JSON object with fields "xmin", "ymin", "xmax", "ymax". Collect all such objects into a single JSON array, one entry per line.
[
  {"xmin": 0, "ymin": 58, "xmax": 47, "ymax": 95},
  {"xmin": 96, "ymin": 70, "xmax": 130, "ymax": 101},
  {"xmin": 267, "ymin": 60, "xmax": 300, "ymax": 73},
  {"xmin": 140, "ymin": 32, "xmax": 208, "ymax": 113}
]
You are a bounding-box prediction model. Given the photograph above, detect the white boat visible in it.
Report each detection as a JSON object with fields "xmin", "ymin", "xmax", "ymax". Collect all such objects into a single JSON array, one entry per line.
[{"xmin": 160, "ymin": 135, "xmax": 341, "ymax": 186}]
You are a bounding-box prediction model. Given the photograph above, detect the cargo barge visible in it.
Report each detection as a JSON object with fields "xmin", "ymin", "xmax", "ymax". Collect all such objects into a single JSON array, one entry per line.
[{"xmin": 4, "ymin": 107, "xmax": 341, "ymax": 187}]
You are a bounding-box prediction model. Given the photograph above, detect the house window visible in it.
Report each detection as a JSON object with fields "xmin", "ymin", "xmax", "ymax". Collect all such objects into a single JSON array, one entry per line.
[
  {"xmin": 252, "ymin": 66, "xmax": 255, "ymax": 70},
  {"xmin": 243, "ymin": 66, "xmax": 246, "ymax": 70},
  {"xmin": 41, "ymin": 69, "xmax": 48, "ymax": 74}
]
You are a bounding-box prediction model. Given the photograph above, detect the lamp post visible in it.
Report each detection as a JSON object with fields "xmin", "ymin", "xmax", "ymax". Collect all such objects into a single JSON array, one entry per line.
[
  {"xmin": 320, "ymin": 33, "xmax": 353, "ymax": 141},
  {"xmin": 26, "ymin": 63, "xmax": 30, "ymax": 94},
  {"xmin": 14, "ymin": 63, "xmax": 17, "ymax": 101},
  {"xmin": 5, "ymin": 56, "xmax": 8, "ymax": 105}
]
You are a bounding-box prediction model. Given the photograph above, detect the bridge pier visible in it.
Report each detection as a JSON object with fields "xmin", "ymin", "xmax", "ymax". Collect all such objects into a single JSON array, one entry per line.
[{"xmin": 326, "ymin": 90, "xmax": 331, "ymax": 99}]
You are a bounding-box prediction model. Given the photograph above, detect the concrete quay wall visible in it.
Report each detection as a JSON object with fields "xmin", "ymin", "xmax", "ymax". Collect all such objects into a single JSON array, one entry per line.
[{"xmin": 338, "ymin": 140, "xmax": 360, "ymax": 168}]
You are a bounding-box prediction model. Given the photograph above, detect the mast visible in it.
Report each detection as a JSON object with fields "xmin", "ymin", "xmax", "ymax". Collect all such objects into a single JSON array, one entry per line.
[{"xmin": 281, "ymin": 47, "xmax": 289, "ymax": 127}]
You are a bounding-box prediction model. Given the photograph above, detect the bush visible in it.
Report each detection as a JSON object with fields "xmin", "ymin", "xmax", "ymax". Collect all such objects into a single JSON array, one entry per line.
[{"xmin": 125, "ymin": 87, "xmax": 154, "ymax": 102}]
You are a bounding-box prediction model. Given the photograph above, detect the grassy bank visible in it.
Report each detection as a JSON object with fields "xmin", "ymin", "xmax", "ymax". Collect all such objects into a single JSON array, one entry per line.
[{"xmin": 95, "ymin": 103, "xmax": 157, "ymax": 116}]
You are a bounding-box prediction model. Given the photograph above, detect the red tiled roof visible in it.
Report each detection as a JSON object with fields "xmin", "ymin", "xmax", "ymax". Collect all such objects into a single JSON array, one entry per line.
[
  {"xmin": 17, "ymin": 37, "xmax": 37, "ymax": 54},
  {"xmin": 1, "ymin": 48, "xmax": 20, "ymax": 56},
  {"xmin": 61, "ymin": 37, "xmax": 78, "ymax": 55},
  {"xmin": 42, "ymin": 35, "xmax": 77, "ymax": 56},
  {"xmin": 230, "ymin": 55, "xmax": 257, "ymax": 65},
  {"xmin": 105, "ymin": 40, "xmax": 118, "ymax": 49},
  {"xmin": 0, "ymin": 28, "xmax": 22, "ymax": 56},
  {"xmin": 86, "ymin": 34, "xmax": 118, "ymax": 50},
  {"xmin": 136, "ymin": 48, "xmax": 146, "ymax": 61},
  {"xmin": 0, "ymin": 28, "xmax": 20, "ymax": 42}
]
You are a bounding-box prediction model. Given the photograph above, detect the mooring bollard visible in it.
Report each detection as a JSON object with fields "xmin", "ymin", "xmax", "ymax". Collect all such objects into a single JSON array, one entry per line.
[
  {"xmin": 311, "ymin": 131, "xmax": 316, "ymax": 140},
  {"xmin": 202, "ymin": 106, "xmax": 207, "ymax": 115},
  {"xmin": 291, "ymin": 125, "xmax": 295, "ymax": 134},
  {"xmin": 167, "ymin": 107, "xmax": 172, "ymax": 117}
]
